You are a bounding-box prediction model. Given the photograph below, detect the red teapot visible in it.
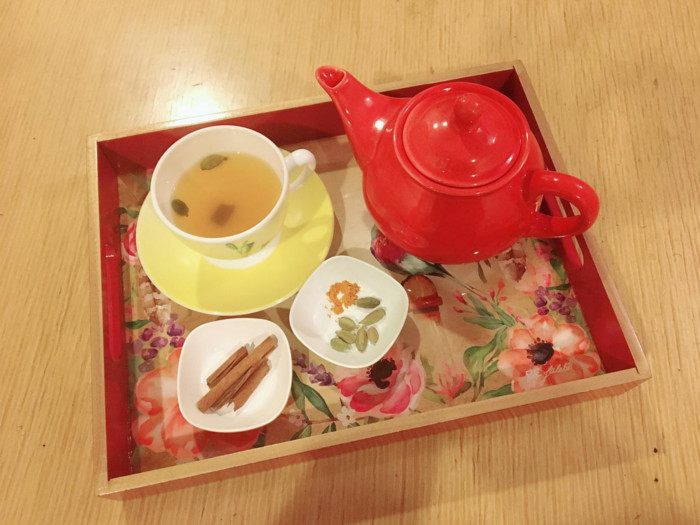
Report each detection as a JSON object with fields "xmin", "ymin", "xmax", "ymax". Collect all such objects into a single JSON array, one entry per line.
[{"xmin": 316, "ymin": 66, "xmax": 600, "ymax": 263}]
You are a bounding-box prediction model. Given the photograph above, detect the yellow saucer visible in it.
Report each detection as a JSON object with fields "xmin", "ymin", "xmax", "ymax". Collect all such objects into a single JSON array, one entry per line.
[{"xmin": 136, "ymin": 174, "xmax": 334, "ymax": 315}]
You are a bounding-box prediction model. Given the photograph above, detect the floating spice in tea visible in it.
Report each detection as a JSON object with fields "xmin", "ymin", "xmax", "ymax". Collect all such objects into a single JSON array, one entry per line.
[
  {"xmin": 171, "ymin": 198, "xmax": 189, "ymax": 217},
  {"xmin": 171, "ymin": 152, "xmax": 281, "ymax": 237},
  {"xmin": 200, "ymin": 154, "xmax": 227, "ymax": 170},
  {"xmin": 210, "ymin": 203, "xmax": 235, "ymax": 225}
]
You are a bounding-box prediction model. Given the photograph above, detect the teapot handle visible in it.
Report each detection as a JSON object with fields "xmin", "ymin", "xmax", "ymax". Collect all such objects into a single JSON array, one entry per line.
[{"xmin": 525, "ymin": 170, "xmax": 600, "ymax": 238}]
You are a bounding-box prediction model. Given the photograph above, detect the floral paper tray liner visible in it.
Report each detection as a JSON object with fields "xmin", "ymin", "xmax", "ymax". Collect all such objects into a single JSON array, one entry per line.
[{"xmin": 118, "ymin": 158, "xmax": 604, "ymax": 472}]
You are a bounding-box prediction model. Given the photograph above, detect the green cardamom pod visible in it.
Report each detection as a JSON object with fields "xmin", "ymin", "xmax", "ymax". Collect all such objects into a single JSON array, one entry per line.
[
  {"xmin": 171, "ymin": 199, "xmax": 189, "ymax": 217},
  {"xmin": 338, "ymin": 317, "xmax": 357, "ymax": 330},
  {"xmin": 367, "ymin": 326, "xmax": 379, "ymax": 344},
  {"xmin": 330, "ymin": 337, "xmax": 349, "ymax": 352},
  {"xmin": 360, "ymin": 308, "xmax": 386, "ymax": 326},
  {"xmin": 354, "ymin": 297, "xmax": 381, "ymax": 309},
  {"xmin": 356, "ymin": 327, "xmax": 368, "ymax": 352},
  {"xmin": 336, "ymin": 330, "xmax": 356, "ymax": 344},
  {"xmin": 200, "ymin": 154, "xmax": 227, "ymax": 170}
]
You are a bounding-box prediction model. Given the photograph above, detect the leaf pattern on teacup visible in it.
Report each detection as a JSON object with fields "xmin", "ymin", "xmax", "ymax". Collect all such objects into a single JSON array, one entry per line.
[{"xmin": 226, "ymin": 240, "xmax": 254, "ymax": 257}]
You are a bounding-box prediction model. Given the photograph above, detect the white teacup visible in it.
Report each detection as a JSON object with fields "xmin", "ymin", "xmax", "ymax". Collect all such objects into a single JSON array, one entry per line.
[{"xmin": 150, "ymin": 125, "xmax": 316, "ymax": 268}]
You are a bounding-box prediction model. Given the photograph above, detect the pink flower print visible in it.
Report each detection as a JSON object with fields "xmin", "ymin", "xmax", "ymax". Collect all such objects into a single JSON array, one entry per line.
[
  {"xmin": 121, "ymin": 221, "xmax": 139, "ymax": 265},
  {"xmin": 534, "ymin": 240, "xmax": 554, "ymax": 260},
  {"xmin": 512, "ymin": 263, "xmax": 553, "ymax": 294},
  {"xmin": 132, "ymin": 348, "xmax": 260, "ymax": 459},
  {"xmin": 497, "ymin": 315, "xmax": 601, "ymax": 393},
  {"xmin": 496, "ymin": 241, "xmax": 527, "ymax": 282},
  {"xmin": 433, "ymin": 362, "xmax": 466, "ymax": 400},
  {"xmin": 497, "ymin": 241, "xmax": 555, "ymax": 293},
  {"xmin": 337, "ymin": 343, "xmax": 425, "ymax": 418},
  {"xmin": 133, "ymin": 350, "xmax": 206, "ymax": 458},
  {"xmin": 370, "ymin": 227, "xmax": 409, "ymax": 269}
]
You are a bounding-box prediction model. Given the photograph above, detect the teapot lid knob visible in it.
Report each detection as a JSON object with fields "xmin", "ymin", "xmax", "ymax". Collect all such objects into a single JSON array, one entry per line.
[{"xmin": 399, "ymin": 84, "xmax": 524, "ymax": 189}]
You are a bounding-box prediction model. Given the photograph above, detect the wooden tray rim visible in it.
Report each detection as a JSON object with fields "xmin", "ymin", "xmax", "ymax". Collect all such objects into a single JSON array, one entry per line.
[{"xmin": 87, "ymin": 60, "xmax": 650, "ymax": 496}]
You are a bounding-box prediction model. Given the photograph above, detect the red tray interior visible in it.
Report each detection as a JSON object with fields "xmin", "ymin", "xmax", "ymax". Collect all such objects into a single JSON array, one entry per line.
[{"xmin": 95, "ymin": 66, "xmax": 635, "ymax": 481}]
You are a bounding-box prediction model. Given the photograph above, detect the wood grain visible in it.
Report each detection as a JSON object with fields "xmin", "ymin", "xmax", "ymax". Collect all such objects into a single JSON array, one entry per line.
[{"xmin": 1, "ymin": 0, "xmax": 698, "ymax": 523}]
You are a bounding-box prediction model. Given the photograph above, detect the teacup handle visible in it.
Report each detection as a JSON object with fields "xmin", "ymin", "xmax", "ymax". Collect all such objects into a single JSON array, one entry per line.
[
  {"xmin": 285, "ymin": 149, "xmax": 316, "ymax": 192},
  {"xmin": 525, "ymin": 170, "xmax": 600, "ymax": 238}
]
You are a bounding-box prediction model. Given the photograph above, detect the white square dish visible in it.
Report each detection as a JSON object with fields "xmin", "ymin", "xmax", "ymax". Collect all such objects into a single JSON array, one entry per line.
[
  {"xmin": 177, "ymin": 318, "xmax": 292, "ymax": 432},
  {"xmin": 290, "ymin": 255, "xmax": 409, "ymax": 368}
]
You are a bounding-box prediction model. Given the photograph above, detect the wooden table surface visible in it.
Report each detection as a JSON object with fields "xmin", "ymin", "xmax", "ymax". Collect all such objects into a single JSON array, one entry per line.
[{"xmin": 2, "ymin": 0, "xmax": 698, "ymax": 523}]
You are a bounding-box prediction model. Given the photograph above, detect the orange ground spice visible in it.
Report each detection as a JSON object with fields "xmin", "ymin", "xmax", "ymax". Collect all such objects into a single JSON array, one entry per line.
[{"xmin": 326, "ymin": 280, "xmax": 360, "ymax": 315}]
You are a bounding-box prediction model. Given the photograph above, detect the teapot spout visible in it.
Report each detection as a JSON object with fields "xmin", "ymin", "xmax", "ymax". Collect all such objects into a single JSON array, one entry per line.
[{"xmin": 316, "ymin": 66, "xmax": 404, "ymax": 170}]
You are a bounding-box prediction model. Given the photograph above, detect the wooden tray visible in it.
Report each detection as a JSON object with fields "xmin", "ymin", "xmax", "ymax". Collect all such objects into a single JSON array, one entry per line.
[{"xmin": 88, "ymin": 61, "xmax": 649, "ymax": 497}]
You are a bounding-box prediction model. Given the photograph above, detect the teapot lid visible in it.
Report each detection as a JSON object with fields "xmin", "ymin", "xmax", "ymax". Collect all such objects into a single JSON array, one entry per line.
[{"xmin": 399, "ymin": 84, "xmax": 523, "ymax": 189}]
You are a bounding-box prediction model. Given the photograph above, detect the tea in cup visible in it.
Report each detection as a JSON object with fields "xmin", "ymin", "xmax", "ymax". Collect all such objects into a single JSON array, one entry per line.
[{"xmin": 150, "ymin": 125, "xmax": 316, "ymax": 268}]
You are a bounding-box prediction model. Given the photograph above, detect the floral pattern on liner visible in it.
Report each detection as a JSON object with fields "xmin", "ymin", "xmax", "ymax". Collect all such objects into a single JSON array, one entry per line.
[
  {"xmin": 337, "ymin": 343, "xmax": 426, "ymax": 418},
  {"xmin": 117, "ymin": 172, "xmax": 603, "ymax": 472},
  {"xmin": 132, "ymin": 347, "xmax": 261, "ymax": 462}
]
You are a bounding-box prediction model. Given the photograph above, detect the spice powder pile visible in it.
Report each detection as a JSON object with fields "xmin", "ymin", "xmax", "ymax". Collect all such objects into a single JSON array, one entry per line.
[{"xmin": 326, "ymin": 280, "xmax": 360, "ymax": 315}]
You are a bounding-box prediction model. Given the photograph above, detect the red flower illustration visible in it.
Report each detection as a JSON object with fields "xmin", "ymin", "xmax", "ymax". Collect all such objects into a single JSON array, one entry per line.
[
  {"xmin": 433, "ymin": 361, "xmax": 466, "ymax": 400},
  {"xmin": 496, "ymin": 240, "xmax": 555, "ymax": 294},
  {"xmin": 498, "ymin": 315, "xmax": 601, "ymax": 392},
  {"xmin": 121, "ymin": 221, "xmax": 139, "ymax": 265},
  {"xmin": 337, "ymin": 343, "xmax": 425, "ymax": 418},
  {"xmin": 512, "ymin": 262, "xmax": 553, "ymax": 294},
  {"xmin": 370, "ymin": 227, "xmax": 408, "ymax": 268},
  {"xmin": 133, "ymin": 348, "xmax": 260, "ymax": 459}
]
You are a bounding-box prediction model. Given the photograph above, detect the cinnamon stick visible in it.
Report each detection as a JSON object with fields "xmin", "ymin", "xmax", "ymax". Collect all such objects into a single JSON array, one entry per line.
[
  {"xmin": 231, "ymin": 361, "xmax": 270, "ymax": 410},
  {"xmin": 210, "ymin": 358, "xmax": 264, "ymax": 411},
  {"xmin": 197, "ymin": 335, "xmax": 277, "ymax": 412},
  {"xmin": 207, "ymin": 345, "xmax": 248, "ymax": 387}
]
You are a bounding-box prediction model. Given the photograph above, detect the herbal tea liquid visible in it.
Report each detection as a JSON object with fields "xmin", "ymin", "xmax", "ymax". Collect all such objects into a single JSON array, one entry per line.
[{"xmin": 171, "ymin": 152, "xmax": 281, "ymax": 238}]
